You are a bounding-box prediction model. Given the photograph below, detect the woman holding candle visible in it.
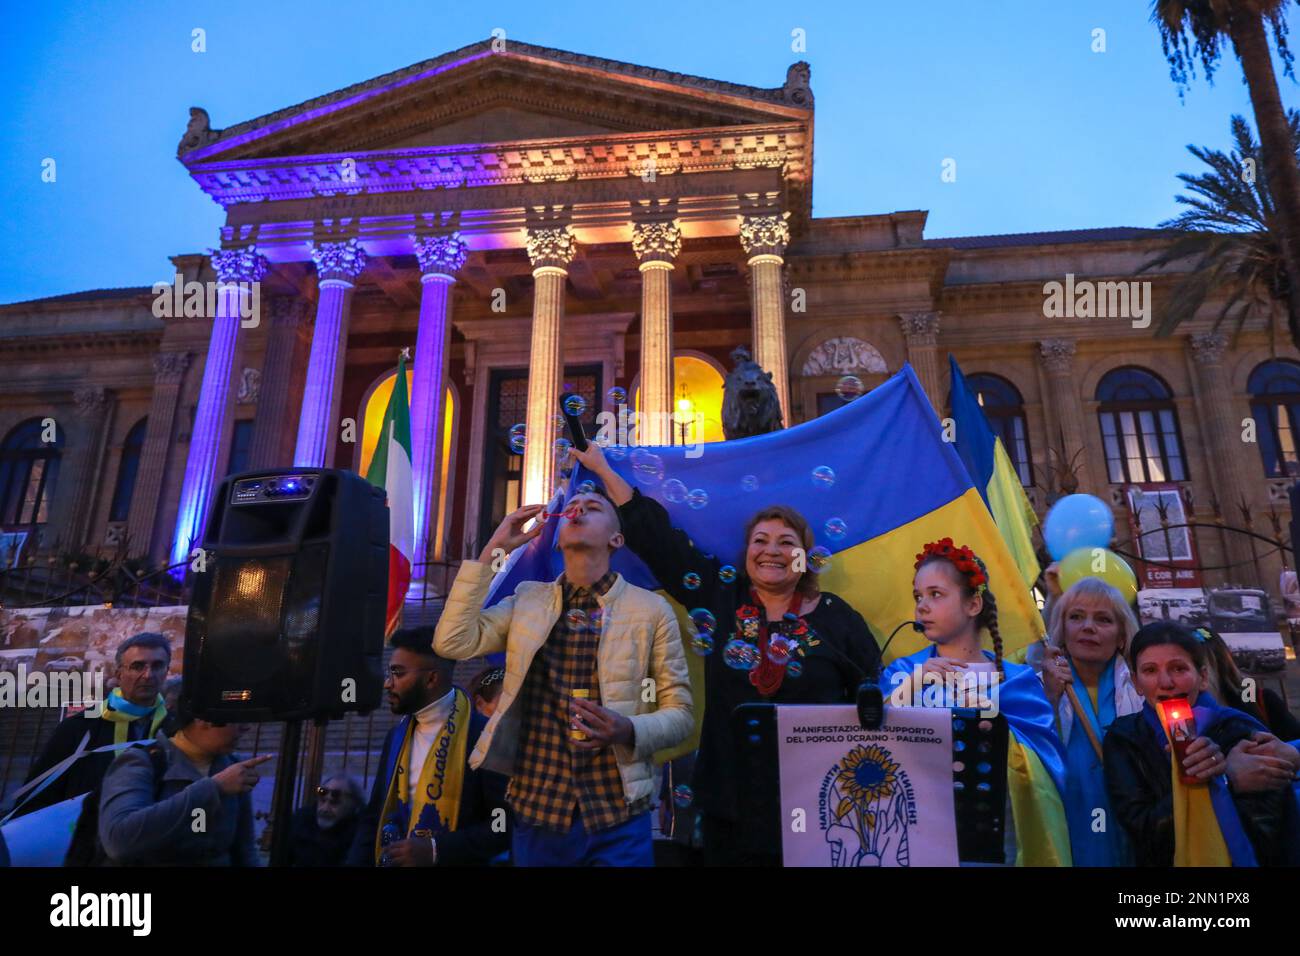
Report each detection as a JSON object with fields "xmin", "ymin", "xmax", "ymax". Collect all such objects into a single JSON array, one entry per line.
[{"xmin": 1103, "ymin": 621, "xmax": 1300, "ymax": 866}]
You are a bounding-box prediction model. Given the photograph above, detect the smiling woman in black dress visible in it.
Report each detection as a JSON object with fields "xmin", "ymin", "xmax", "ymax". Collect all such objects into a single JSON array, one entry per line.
[{"xmin": 573, "ymin": 442, "xmax": 880, "ymax": 866}]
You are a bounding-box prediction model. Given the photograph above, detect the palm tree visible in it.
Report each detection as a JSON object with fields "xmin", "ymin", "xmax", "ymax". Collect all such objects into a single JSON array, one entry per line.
[
  {"xmin": 1152, "ymin": 1, "xmax": 1300, "ymax": 341},
  {"xmin": 1143, "ymin": 111, "xmax": 1298, "ymax": 346}
]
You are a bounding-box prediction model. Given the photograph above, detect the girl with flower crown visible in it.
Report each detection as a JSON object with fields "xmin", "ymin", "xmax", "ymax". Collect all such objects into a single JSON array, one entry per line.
[{"xmin": 879, "ymin": 538, "xmax": 1073, "ymax": 866}]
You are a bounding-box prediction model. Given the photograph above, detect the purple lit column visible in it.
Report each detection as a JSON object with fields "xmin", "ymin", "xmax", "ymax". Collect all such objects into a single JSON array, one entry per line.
[
  {"xmin": 410, "ymin": 233, "xmax": 467, "ymax": 577},
  {"xmin": 294, "ymin": 239, "xmax": 367, "ymax": 467},
  {"xmin": 170, "ymin": 246, "xmax": 267, "ymax": 565}
]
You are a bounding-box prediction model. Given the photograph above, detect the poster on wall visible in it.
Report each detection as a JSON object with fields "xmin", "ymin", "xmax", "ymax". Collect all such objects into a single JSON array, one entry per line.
[
  {"xmin": 777, "ymin": 705, "xmax": 958, "ymax": 867},
  {"xmin": 1137, "ymin": 587, "xmax": 1286, "ymax": 671},
  {"xmin": 1125, "ymin": 485, "xmax": 1203, "ymax": 589}
]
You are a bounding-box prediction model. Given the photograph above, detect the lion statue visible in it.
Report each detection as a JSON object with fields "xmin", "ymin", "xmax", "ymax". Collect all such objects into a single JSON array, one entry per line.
[{"xmin": 722, "ymin": 346, "xmax": 785, "ymax": 440}]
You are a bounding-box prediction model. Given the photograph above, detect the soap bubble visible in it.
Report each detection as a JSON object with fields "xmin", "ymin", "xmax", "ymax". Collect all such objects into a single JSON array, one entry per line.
[
  {"xmin": 672, "ymin": 784, "xmax": 694, "ymax": 808},
  {"xmin": 824, "ymin": 517, "xmax": 847, "ymax": 541},
  {"xmin": 553, "ymin": 438, "xmax": 572, "ymax": 460},
  {"xmin": 562, "ymin": 394, "xmax": 587, "ymax": 417},
  {"xmin": 564, "ymin": 609, "xmax": 587, "ymax": 629},
  {"xmin": 607, "ymin": 386, "xmax": 628, "ymax": 406},
  {"xmin": 630, "ymin": 448, "xmax": 663, "ymax": 485},
  {"xmin": 723, "ymin": 639, "xmax": 761, "ymax": 671},
  {"xmin": 690, "ymin": 633, "xmax": 715, "ymax": 656},
  {"xmin": 689, "ymin": 608, "xmax": 717, "ymax": 635},
  {"xmin": 576, "ymin": 480, "xmax": 596, "ymax": 494},
  {"xmin": 808, "ymin": 546, "xmax": 832, "ymax": 574},
  {"xmin": 554, "ymin": 413, "xmax": 566, "ymax": 433},
  {"xmin": 606, "ymin": 445, "xmax": 627, "ymax": 462},
  {"xmin": 811, "ymin": 465, "xmax": 836, "ymax": 488},
  {"xmin": 786, "ymin": 660, "xmax": 803, "ymax": 678},
  {"xmin": 662, "ymin": 479, "xmax": 688, "ymax": 503},
  {"xmin": 589, "ymin": 609, "xmax": 604, "ymax": 631},
  {"xmin": 718, "ymin": 564, "xmax": 737, "ymax": 584},
  {"xmin": 766, "ymin": 635, "xmax": 796, "ymax": 666},
  {"xmin": 741, "ymin": 474, "xmax": 759, "ymax": 493},
  {"xmin": 508, "ymin": 424, "xmax": 526, "ymax": 453},
  {"xmin": 835, "ymin": 375, "xmax": 865, "ymax": 402},
  {"xmin": 687, "ymin": 488, "xmax": 709, "ymax": 510},
  {"xmin": 682, "ymin": 572, "xmax": 701, "ymax": 591}
]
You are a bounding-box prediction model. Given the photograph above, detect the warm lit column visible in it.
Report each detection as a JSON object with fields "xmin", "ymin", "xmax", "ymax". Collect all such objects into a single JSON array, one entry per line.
[
  {"xmin": 632, "ymin": 221, "xmax": 681, "ymax": 446},
  {"xmin": 1037, "ymin": 338, "xmax": 1094, "ymax": 494},
  {"xmin": 522, "ymin": 227, "xmax": 576, "ymax": 505},
  {"xmin": 740, "ymin": 212, "xmax": 792, "ymax": 427},
  {"xmin": 294, "ymin": 239, "xmax": 367, "ymax": 468},
  {"xmin": 128, "ymin": 351, "xmax": 190, "ymax": 561},
  {"xmin": 249, "ymin": 297, "xmax": 309, "ymax": 469},
  {"xmin": 170, "ymin": 246, "xmax": 267, "ymax": 564},
  {"xmin": 1190, "ymin": 332, "xmax": 1256, "ymax": 572},
  {"xmin": 898, "ymin": 312, "xmax": 943, "ymax": 413},
  {"xmin": 409, "ymin": 232, "xmax": 468, "ymax": 577}
]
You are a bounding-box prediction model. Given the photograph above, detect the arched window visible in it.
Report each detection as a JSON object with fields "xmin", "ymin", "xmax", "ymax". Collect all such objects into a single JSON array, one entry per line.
[
  {"xmin": 109, "ymin": 418, "xmax": 148, "ymax": 522},
  {"xmin": 1248, "ymin": 359, "xmax": 1300, "ymax": 477},
  {"xmin": 1096, "ymin": 368, "xmax": 1186, "ymax": 484},
  {"xmin": 0, "ymin": 419, "xmax": 63, "ymax": 527},
  {"xmin": 965, "ymin": 374, "xmax": 1033, "ymax": 486}
]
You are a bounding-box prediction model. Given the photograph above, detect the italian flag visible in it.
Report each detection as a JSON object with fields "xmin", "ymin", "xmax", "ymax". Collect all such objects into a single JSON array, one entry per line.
[{"xmin": 365, "ymin": 351, "xmax": 413, "ymax": 637}]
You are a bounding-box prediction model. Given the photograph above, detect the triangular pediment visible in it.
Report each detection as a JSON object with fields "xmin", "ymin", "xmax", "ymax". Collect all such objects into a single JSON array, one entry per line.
[{"xmin": 178, "ymin": 39, "xmax": 813, "ymax": 162}]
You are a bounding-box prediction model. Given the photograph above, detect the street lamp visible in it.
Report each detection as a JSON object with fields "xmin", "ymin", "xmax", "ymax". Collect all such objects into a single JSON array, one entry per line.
[{"xmin": 676, "ymin": 386, "xmax": 693, "ymax": 446}]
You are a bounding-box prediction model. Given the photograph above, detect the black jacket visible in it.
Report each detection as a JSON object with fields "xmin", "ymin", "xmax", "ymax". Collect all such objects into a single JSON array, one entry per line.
[
  {"xmin": 18, "ymin": 708, "xmax": 176, "ymax": 817},
  {"xmin": 286, "ymin": 805, "xmax": 360, "ymax": 867},
  {"xmin": 616, "ymin": 488, "xmax": 880, "ymax": 826},
  {"xmin": 349, "ymin": 704, "xmax": 509, "ymax": 866},
  {"xmin": 1103, "ymin": 707, "xmax": 1295, "ymax": 866}
]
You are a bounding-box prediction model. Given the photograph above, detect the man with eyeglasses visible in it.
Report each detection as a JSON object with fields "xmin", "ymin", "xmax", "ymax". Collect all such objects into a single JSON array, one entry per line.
[
  {"xmin": 18, "ymin": 631, "xmax": 176, "ymax": 817},
  {"xmin": 286, "ymin": 774, "xmax": 363, "ymax": 867},
  {"xmin": 349, "ymin": 628, "xmax": 510, "ymax": 866}
]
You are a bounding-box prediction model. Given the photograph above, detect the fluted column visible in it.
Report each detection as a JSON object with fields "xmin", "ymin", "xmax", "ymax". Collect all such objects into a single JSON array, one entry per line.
[
  {"xmin": 128, "ymin": 351, "xmax": 191, "ymax": 561},
  {"xmin": 294, "ymin": 239, "xmax": 367, "ymax": 468},
  {"xmin": 249, "ymin": 297, "xmax": 309, "ymax": 469},
  {"xmin": 170, "ymin": 246, "xmax": 267, "ymax": 564},
  {"xmin": 898, "ymin": 312, "xmax": 943, "ymax": 413},
  {"xmin": 632, "ymin": 221, "xmax": 681, "ymax": 446},
  {"xmin": 1037, "ymin": 338, "xmax": 1093, "ymax": 494},
  {"xmin": 1190, "ymin": 332, "xmax": 1255, "ymax": 573},
  {"xmin": 522, "ymin": 227, "xmax": 576, "ymax": 504},
  {"xmin": 58, "ymin": 386, "xmax": 113, "ymax": 551},
  {"xmin": 410, "ymin": 232, "xmax": 468, "ymax": 575},
  {"xmin": 740, "ymin": 213, "xmax": 791, "ymax": 427}
]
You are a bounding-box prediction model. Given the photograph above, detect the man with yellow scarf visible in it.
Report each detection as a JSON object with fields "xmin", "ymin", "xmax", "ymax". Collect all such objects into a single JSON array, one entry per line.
[
  {"xmin": 349, "ymin": 627, "xmax": 510, "ymax": 866},
  {"xmin": 19, "ymin": 631, "xmax": 174, "ymax": 818}
]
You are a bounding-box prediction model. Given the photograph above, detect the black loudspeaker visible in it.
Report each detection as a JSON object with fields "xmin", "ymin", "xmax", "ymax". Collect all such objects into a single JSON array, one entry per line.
[{"xmin": 182, "ymin": 468, "xmax": 389, "ymax": 722}]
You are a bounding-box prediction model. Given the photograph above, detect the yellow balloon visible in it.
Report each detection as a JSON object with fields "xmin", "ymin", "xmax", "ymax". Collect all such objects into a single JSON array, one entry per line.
[{"xmin": 1057, "ymin": 547, "xmax": 1138, "ymax": 604}]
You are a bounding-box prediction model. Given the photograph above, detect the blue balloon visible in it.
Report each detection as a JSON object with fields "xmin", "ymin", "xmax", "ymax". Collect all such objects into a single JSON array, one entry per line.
[{"xmin": 1043, "ymin": 493, "xmax": 1114, "ymax": 560}]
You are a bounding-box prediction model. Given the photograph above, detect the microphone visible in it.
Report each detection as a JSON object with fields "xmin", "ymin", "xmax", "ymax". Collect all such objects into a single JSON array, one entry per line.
[{"xmin": 857, "ymin": 620, "xmax": 925, "ymax": 731}]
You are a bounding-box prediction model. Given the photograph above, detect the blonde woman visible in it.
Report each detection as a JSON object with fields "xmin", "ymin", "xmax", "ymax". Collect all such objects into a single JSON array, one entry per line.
[{"xmin": 1039, "ymin": 577, "xmax": 1142, "ymax": 866}]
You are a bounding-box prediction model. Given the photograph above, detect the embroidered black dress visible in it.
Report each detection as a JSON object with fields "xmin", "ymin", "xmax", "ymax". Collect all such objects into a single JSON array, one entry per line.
[{"xmin": 616, "ymin": 488, "xmax": 880, "ymax": 863}]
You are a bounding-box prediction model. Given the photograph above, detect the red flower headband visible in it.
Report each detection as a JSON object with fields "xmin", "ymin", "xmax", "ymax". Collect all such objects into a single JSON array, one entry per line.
[{"xmin": 915, "ymin": 538, "xmax": 988, "ymax": 593}]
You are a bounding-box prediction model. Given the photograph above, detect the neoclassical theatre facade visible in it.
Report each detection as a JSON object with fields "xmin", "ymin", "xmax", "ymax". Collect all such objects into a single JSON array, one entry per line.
[{"xmin": 1, "ymin": 39, "xmax": 1295, "ymax": 600}]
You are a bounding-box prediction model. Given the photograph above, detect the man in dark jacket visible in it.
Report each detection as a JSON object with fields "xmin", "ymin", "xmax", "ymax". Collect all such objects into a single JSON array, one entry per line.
[
  {"xmin": 349, "ymin": 627, "xmax": 510, "ymax": 866},
  {"xmin": 286, "ymin": 774, "xmax": 364, "ymax": 866},
  {"xmin": 18, "ymin": 632, "xmax": 176, "ymax": 816}
]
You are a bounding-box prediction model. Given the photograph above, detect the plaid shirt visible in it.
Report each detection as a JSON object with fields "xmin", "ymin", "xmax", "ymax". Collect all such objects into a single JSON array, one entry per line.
[{"xmin": 507, "ymin": 571, "xmax": 650, "ymax": 833}]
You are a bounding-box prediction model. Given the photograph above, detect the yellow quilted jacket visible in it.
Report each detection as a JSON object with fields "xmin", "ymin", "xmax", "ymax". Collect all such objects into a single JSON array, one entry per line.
[{"xmin": 433, "ymin": 559, "xmax": 694, "ymax": 806}]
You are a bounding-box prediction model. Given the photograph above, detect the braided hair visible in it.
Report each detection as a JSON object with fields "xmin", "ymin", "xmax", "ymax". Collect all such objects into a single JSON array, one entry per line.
[{"xmin": 915, "ymin": 539, "xmax": 1003, "ymax": 675}]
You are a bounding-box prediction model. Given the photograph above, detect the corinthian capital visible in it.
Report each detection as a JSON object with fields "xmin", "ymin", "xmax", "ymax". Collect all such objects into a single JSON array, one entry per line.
[
  {"xmin": 310, "ymin": 238, "xmax": 368, "ymax": 283},
  {"xmin": 73, "ymin": 386, "xmax": 111, "ymax": 419},
  {"xmin": 153, "ymin": 351, "xmax": 193, "ymax": 384},
  {"xmin": 739, "ymin": 212, "xmax": 791, "ymax": 259},
  {"xmin": 632, "ymin": 221, "xmax": 682, "ymax": 266},
  {"xmin": 1038, "ymin": 338, "xmax": 1077, "ymax": 375},
  {"xmin": 1190, "ymin": 331, "xmax": 1228, "ymax": 366},
  {"xmin": 898, "ymin": 311, "xmax": 941, "ymax": 340},
  {"xmin": 412, "ymin": 232, "xmax": 469, "ymax": 278},
  {"xmin": 525, "ymin": 227, "xmax": 577, "ymax": 271},
  {"xmin": 210, "ymin": 245, "xmax": 269, "ymax": 284}
]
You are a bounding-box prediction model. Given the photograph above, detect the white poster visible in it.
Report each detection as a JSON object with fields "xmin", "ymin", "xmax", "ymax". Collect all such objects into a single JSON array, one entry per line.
[{"xmin": 778, "ymin": 705, "xmax": 959, "ymax": 867}]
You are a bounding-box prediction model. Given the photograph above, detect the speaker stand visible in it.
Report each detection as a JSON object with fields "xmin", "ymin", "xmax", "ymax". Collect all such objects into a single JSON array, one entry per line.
[{"xmin": 268, "ymin": 719, "xmax": 303, "ymax": 867}]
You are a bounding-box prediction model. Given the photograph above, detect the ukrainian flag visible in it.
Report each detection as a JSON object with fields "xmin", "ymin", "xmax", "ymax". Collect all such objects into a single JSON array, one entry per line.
[{"xmin": 948, "ymin": 355, "xmax": 1041, "ymax": 590}]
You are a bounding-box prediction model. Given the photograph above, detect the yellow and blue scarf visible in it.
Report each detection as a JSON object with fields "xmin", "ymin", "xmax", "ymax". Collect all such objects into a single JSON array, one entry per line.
[
  {"xmin": 373, "ymin": 688, "xmax": 470, "ymax": 865},
  {"xmin": 101, "ymin": 689, "xmax": 168, "ymax": 745}
]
